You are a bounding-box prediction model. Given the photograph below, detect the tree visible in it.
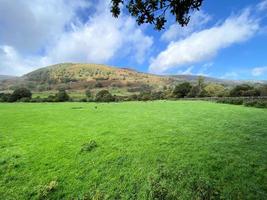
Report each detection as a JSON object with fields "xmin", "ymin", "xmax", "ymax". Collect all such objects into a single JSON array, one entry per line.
[
  {"xmin": 197, "ymin": 76, "xmax": 205, "ymax": 88},
  {"xmin": 187, "ymin": 85, "xmax": 201, "ymax": 97},
  {"xmin": 204, "ymin": 84, "xmax": 226, "ymax": 97},
  {"xmin": 259, "ymin": 85, "xmax": 267, "ymax": 96},
  {"xmin": 95, "ymin": 90, "xmax": 115, "ymax": 102},
  {"xmin": 230, "ymin": 84, "xmax": 260, "ymax": 97},
  {"xmin": 10, "ymin": 88, "xmax": 32, "ymax": 102},
  {"xmin": 55, "ymin": 89, "xmax": 69, "ymax": 102},
  {"xmin": 85, "ymin": 89, "xmax": 92, "ymax": 98},
  {"xmin": 173, "ymin": 82, "xmax": 192, "ymax": 98},
  {"xmin": 110, "ymin": 0, "xmax": 203, "ymax": 30}
]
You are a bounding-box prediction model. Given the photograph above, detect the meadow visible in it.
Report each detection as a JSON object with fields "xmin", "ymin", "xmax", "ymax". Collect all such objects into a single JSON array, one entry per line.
[{"xmin": 0, "ymin": 101, "xmax": 266, "ymax": 199}]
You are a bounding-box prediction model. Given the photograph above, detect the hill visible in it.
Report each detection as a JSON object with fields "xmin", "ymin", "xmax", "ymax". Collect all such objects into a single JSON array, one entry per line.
[
  {"xmin": 0, "ymin": 75, "xmax": 16, "ymax": 81},
  {"xmin": 0, "ymin": 63, "xmax": 265, "ymax": 93}
]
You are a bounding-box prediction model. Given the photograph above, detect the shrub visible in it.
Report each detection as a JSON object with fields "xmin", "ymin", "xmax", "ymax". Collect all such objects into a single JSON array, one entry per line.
[
  {"xmin": 85, "ymin": 89, "xmax": 92, "ymax": 98},
  {"xmin": 81, "ymin": 140, "xmax": 98, "ymax": 152},
  {"xmin": 151, "ymin": 91, "xmax": 165, "ymax": 100},
  {"xmin": 45, "ymin": 95, "xmax": 56, "ymax": 102},
  {"xmin": 216, "ymin": 98, "xmax": 243, "ymax": 105},
  {"xmin": 95, "ymin": 90, "xmax": 115, "ymax": 102},
  {"xmin": 127, "ymin": 94, "xmax": 138, "ymax": 101},
  {"xmin": 18, "ymin": 97, "xmax": 31, "ymax": 102},
  {"xmin": 30, "ymin": 96, "xmax": 44, "ymax": 103},
  {"xmin": 173, "ymin": 82, "xmax": 192, "ymax": 98},
  {"xmin": 138, "ymin": 91, "xmax": 152, "ymax": 101},
  {"xmin": 0, "ymin": 93, "xmax": 11, "ymax": 102},
  {"xmin": 230, "ymin": 84, "xmax": 259, "ymax": 97},
  {"xmin": 94, "ymin": 82, "xmax": 103, "ymax": 88},
  {"xmin": 255, "ymin": 101, "xmax": 267, "ymax": 108},
  {"xmin": 187, "ymin": 86, "xmax": 201, "ymax": 97},
  {"xmin": 55, "ymin": 89, "xmax": 69, "ymax": 102},
  {"xmin": 204, "ymin": 84, "xmax": 226, "ymax": 97},
  {"xmin": 79, "ymin": 98, "xmax": 87, "ymax": 102},
  {"xmin": 259, "ymin": 85, "xmax": 267, "ymax": 96},
  {"xmin": 243, "ymin": 100, "xmax": 257, "ymax": 107},
  {"xmin": 10, "ymin": 88, "xmax": 32, "ymax": 102}
]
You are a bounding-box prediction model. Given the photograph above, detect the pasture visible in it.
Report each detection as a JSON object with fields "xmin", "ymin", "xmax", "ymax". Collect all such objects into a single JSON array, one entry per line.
[{"xmin": 0, "ymin": 101, "xmax": 266, "ymax": 199}]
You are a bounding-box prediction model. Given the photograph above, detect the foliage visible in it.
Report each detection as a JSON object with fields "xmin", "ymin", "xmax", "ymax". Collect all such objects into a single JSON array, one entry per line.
[
  {"xmin": 55, "ymin": 89, "xmax": 70, "ymax": 102},
  {"xmin": 110, "ymin": 0, "xmax": 203, "ymax": 30},
  {"xmin": 0, "ymin": 93, "xmax": 11, "ymax": 102},
  {"xmin": 187, "ymin": 85, "xmax": 201, "ymax": 97},
  {"xmin": 216, "ymin": 98, "xmax": 267, "ymax": 108},
  {"xmin": 85, "ymin": 88, "xmax": 92, "ymax": 99},
  {"xmin": 230, "ymin": 84, "xmax": 260, "ymax": 97},
  {"xmin": 204, "ymin": 84, "xmax": 226, "ymax": 97},
  {"xmin": 259, "ymin": 85, "xmax": 267, "ymax": 96},
  {"xmin": 95, "ymin": 90, "xmax": 115, "ymax": 102},
  {"xmin": 94, "ymin": 82, "xmax": 103, "ymax": 88},
  {"xmin": 10, "ymin": 88, "xmax": 32, "ymax": 102},
  {"xmin": 173, "ymin": 82, "xmax": 192, "ymax": 98},
  {"xmin": 216, "ymin": 98, "xmax": 243, "ymax": 105}
]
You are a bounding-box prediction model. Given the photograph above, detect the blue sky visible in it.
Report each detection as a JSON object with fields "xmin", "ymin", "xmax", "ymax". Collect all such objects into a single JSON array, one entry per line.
[{"xmin": 0, "ymin": 0, "xmax": 267, "ymax": 80}]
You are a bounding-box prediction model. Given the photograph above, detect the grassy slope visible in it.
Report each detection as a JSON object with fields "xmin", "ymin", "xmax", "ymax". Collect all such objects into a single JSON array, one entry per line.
[{"xmin": 0, "ymin": 101, "xmax": 266, "ymax": 199}]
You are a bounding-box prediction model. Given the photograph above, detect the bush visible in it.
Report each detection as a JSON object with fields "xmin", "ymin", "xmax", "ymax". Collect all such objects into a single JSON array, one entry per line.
[
  {"xmin": 18, "ymin": 97, "xmax": 31, "ymax": 102},
  {"xmin": 216, "ymin": 98, "xmax": 243, "ymax": 105},
  {"xmin": 30, "ymin": 96, "xmax": 44, "ymax": 103},
  {"xmin": 10, "ymin": 88, "xmax": 32, "ymax": 102},
  {"xmin": 138, "ymin": 91, "xmax": 152, "ymax": 101},
  {"xmin": 55, "ymin": 89, "xmax": 69, "ymax": 102},
  {"xmin": 95, "ymin": 90, "xmax": 115, "ymax": 102},
  {"xmin": 230, "ymin": 84, "xmax": 260, "ymax": 97},
  {"xmin": 255, "ymin": 101, "xmax": 267, "ymax": 108},
  {"xmin": 173, "ymin": 82, "xmax": 192, "ymax": 98},
  {"xmin": 85, "ymin": 89, "xmax": 92, "ymax": 98},
  {"xmin": 0, "ymin": 93, "xmax": 11, "ymax": 102},
  {"xmin": 45, "ymin": 95, "xmax": 56, "ymax": 102}
]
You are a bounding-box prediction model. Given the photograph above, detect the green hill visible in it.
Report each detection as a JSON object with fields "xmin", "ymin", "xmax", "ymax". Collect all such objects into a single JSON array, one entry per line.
[{"xmin": 0, "ymin": 63, "xmax": 265, "ymax": 94}]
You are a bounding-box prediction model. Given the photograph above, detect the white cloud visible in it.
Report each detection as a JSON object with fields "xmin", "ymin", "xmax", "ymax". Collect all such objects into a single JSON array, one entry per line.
[
  {"xmin": 0, "ymin": 0, "xmax": 153, "ymax": 75},
  {"xmin": 149, "ymin": 9, "xmax": 259, "ymax": 74},
  {"xmin": 0, "ymin": 45, "xmax": 48, "ymax": 75},
  {"xmin": 0, "ymin": 0, "xmax": 89, "ymax": 54},
  {"xmin": 252, "ymin": 66, "xmax": 267, "ymax": 76},
  {"xmin": 177, "ymin": 66, "xmax": 194, "ymax": 75},
  {"xmin": 47, "ymin": 4, "xmax": 153, "ymax": 65},
  {"xmin": 220, "ymin": 72, "xmax": 239, "ymax": 79},
  {"xmin": 257, "ymin": 0, "xmax": 267, "ymax": 11},
  {"xmin": 161, "ymin": 11, "xmax": 211, "ymax": 41}
]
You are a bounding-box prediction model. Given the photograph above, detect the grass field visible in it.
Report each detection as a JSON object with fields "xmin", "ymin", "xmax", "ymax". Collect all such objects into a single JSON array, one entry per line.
[{"xmin": 0, "ymin": 101, "xmax": 267, "ymax": 199}]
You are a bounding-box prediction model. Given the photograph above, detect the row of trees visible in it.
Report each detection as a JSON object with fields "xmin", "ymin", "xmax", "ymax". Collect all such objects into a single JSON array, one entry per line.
[
  {"xmin": 0, "ymin": 88, "xmax": 70, "ymax": 102},
  {"xmin": 0, "ymin": 88, "xmax": 116, "ymax": 103},
  {"xmin": 172, "ymin": 81, "xmax": 264, "ymax": 98},
  {"xmin": 0, "ymin": 82, "xmax": 266, "ymax": 103}
]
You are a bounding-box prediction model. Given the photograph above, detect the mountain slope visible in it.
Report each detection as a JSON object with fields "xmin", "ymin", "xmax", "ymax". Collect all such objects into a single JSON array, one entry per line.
[
  {"xmin": 23, "ymin": 63, "xmax": 168, "ymax": 85},
  {"xmin": 0, "ymin": 63, "xmax": 266, "ymax": 92},
  {"xmin": 0, "ymin": 75, "xmax": 17, "ymax": 81}
]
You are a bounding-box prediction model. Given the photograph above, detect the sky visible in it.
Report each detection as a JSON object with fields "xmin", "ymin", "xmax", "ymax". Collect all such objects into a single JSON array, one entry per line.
[{"xmin": 0, "ymin": 0, "xmax": 267, "ymax": 80}]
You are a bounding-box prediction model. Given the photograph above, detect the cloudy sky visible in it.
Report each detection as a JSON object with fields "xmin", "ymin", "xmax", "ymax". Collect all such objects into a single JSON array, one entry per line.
[{"xmin": 0, "ymin": 0, "xmax": 267, "ymax": 80}]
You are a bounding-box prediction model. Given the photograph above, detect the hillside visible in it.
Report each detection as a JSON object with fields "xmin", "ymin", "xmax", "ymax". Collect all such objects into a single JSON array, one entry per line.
[
  {"xmin": 0, "ymin": 63, "xmax": 265, "ymax": 93},
  {"xmin": 0, "ymin": 75, "xmax": 16, "ymax": 81}
]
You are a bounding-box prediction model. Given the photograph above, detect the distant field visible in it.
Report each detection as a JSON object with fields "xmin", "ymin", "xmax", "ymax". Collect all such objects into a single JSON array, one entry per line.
[
  {"xmin": 0, "ymin": 101, "xmax": 266, "ymax": 199},
  {"xmin": 31, "ymin": 88, "xmax": 135, "ymax": 99}
]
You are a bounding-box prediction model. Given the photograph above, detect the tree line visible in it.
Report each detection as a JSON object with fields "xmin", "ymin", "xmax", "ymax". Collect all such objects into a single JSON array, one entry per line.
[{"xmin": 0, "ymin": 80, "xmax": 266, "ymax": 105}]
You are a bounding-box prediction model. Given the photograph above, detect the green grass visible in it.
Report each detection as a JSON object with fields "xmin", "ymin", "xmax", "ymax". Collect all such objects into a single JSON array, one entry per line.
[{"xmin": 0, "ymin": 101, "xmax": 266, "ymax": 199}]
